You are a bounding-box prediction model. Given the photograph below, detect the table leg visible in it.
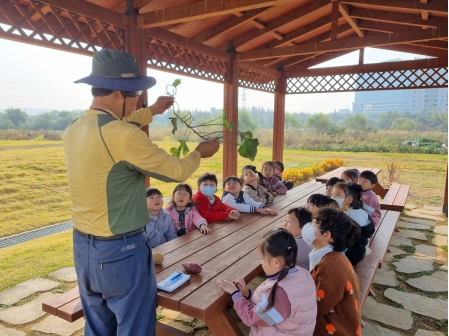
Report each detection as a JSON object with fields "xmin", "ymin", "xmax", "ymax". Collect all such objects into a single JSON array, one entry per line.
[
  {"xmin": 373, "ymin": 184, "xmax": 387, "ymax": 198},
  {"xmin": 205, "ymin": 307, "xmax": 244, "ymax": 336}
]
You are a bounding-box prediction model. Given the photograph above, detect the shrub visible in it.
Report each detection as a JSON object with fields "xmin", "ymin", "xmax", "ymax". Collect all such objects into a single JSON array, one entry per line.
[{"xmin": 283, "ymin": 158, "xmax": 344, "ymax": 187}]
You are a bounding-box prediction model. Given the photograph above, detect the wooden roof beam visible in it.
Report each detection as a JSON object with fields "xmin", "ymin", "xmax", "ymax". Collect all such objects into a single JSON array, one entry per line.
[
  {"xmin": 408, "ymin": 40, "xmax": 448, "ymax": 50},
  {"xmin": 373, "ymin": 42, "xmax": 449, "ymax": 58},
  {"xmin": 340, "ymin": 0, "xmax": 447, "ymax": 14},
  {"xmin": 237, "ymin": 27, "xmax": 448, "ymax": 61},
  {"xmin": 357, "ymin": 20, "xmax": 412, "ymax": 33},
  {"xmin": 339, "ymin": 4, "xmax": 363, "ymax": 37},
  {"xmin": 285, "ymin": 57, "xmax": 449, "ymax": 78},
  {"xmin": 137, "ymin": 0, "xmax": 299, "ymax": 28},
  {"xmin": 350, "ymin": 8, "xmax": 447, "ymax": 28},
  {"xmin": 146, "ymin": 27, "xmax": 230, "ymax": 61},
  {"xmin": 193, "ymin": 9, "xmax": 265, "ymax": 44},
  {"xmin": 286, "ymin": 50, "xmax": 355, "ymax": 71},
  {"xmin": 234, "ymin": 0, "xmax": 331, "ymax": 52}
]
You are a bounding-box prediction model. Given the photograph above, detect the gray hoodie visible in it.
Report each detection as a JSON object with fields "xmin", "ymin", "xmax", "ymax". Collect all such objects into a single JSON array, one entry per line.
[{"xmin": 145, "ymin": 209, "xmax": 178, "ymax": 248}]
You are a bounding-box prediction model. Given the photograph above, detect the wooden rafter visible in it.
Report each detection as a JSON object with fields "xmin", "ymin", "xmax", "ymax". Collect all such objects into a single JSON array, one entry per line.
[
  {"xmin": 231, "ymin": 0, "xmax": 331, "ymax": 51},
  {"xmin": 287, "ymin": 50, "xmax": 356, "ymax": 71},
  {"xmin": 339, "ymin": 4, "xmax": 363, "ymax": 37},
  {"xmin": 408, "ymin": 40, "xmax": 448, "ymax": 50},
  {"xmin": 357, "ymin": 20, "xmax": 413, "ymax": 33},
  {"xmin": 340, "ymin": 0, "xmax": 448, "ymax": 14},
  {"xmin": 137, "ymin": 0, "xmax": 299, "ymax": 28},
  {"xmin": 237, "ymin": 27, "xmax": 448, "ymax": 61},
  {"xmin": 193, "ymin": 8, "xmax": 266, "ymax": 44},
  {"xmin": 285, "ymin": 57, "xmax": 449, "ymax": 78},
  {"xmin": 349, "ymin": 8, "xmax": 447, "ymax": 28},
  {"xmin": 374, "ymin": 42, "xmax": 448, "ymax": 58},
  {"xmin": 330, "ymin": 1, "xmax": 340, "ymax": 41}
]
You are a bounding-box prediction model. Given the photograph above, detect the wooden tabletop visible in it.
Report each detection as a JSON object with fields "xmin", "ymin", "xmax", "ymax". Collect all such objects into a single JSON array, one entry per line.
[
  {"xmin": 152, "ymin": 181, "xmax": 325, "ymax": 330},
  {"xmin": 315, "ymin": 167, "xmax": 381, "ymax": 183}
]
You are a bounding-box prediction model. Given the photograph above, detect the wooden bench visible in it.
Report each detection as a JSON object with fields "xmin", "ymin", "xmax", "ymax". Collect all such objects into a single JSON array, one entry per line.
[
  {"xmin": 380, "ymin": 183, "xmax": 411, "ymax": 212},
  {"xmin": 355, "ymin": 209, "xmax": 401, "ymax": 309},
  {"xmin": 43, "ymin": 182, "xmax": 326, "ymax": 336}
]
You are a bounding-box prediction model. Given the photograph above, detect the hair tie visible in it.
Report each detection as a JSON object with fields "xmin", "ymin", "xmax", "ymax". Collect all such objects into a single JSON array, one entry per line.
[{"xmin": 287, "ymin": 246, "xmax": 291, "ymax": 250}]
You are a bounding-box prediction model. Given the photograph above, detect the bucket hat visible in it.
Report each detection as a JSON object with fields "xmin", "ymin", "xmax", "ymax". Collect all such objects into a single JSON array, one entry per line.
[{"xmin": 74, "ymin": 49, "xmax": 156, "ymax": 91}]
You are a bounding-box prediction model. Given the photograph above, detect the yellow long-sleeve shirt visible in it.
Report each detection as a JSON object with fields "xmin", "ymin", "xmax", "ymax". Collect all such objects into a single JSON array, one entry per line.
[{"xmin": 63, "ymin": 107, "xmax": 200, "ymax": 236}]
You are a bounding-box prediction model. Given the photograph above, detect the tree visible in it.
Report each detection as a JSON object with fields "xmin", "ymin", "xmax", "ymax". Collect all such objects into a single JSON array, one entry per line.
[
  {"xmin": 5, "ymin": 107, "xmax": 27, "ymax": 127},
  {"xmin": 284, "ymin": 113, "xmax": 301, "ymax": 130},
  {"xmin": 346, "ymin": 113, "xmax": 367, "ymax": 137},
  {"xmin": 238, "ymin": 109, "xmax": 258, "ymax": 132},
  {"xmin": 391, "ymin": 118, "xmax": 417, "ymax": 131},
  {"xmin": 306, "ymin": 113, "xmax": 331, "ymax": 133},
  {"xmin": 438, "ymin": 109, "xmax": 448, "ymax": 129}
]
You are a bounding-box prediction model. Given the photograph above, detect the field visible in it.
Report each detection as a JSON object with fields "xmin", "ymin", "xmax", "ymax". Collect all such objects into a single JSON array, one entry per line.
[{"xmin": 0, "ymin": 139, "xmax": 447, "ymax": 291}]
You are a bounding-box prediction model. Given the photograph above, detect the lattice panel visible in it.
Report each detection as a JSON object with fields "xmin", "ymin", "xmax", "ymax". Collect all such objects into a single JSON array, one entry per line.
[
  {"xmin": 147, "ymin": 38, "xmax": 228, "ymax": 82},
  {"xmin": 0, "ymin": 0, "xmax": 126, "ymax": 55},
  {"xmin": 239, "ymin": 65, "xmax": 278, "ymax": 93},
  {"xmin": 287, "ymin": 68, "xmax": 448, "ymax": 94}
]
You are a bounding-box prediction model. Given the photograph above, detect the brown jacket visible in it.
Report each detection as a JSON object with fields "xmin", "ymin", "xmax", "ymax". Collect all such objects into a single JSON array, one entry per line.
[
  {"xmin": 242, "ymin": 184, "xmax": 274, "ymax": 204},
  {"xmin": 311, "ymin": 252, "xmax": 361, "ymax": 336}
]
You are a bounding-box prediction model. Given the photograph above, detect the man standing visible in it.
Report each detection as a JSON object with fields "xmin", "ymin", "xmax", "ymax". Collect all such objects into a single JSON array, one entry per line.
[{"xmin": 64, "ymin": 48, "xmax": 219, "ymax": 335}]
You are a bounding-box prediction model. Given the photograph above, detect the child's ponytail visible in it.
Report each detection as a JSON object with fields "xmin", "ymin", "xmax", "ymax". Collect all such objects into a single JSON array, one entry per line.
[{"xmin": 258, "ymin": 228, "xmax": 297, "ymax": 313}]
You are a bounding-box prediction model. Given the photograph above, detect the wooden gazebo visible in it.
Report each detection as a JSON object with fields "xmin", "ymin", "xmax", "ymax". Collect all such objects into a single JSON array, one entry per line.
[{"xmin": 0, "ymin": 0, "xmax": 447, "ymax": 201}]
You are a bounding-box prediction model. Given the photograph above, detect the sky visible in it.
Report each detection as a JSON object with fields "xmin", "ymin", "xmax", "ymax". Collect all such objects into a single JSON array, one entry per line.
[{"xmin": 0, "ymin": 38, "xmax": 429, "ymax": 114}]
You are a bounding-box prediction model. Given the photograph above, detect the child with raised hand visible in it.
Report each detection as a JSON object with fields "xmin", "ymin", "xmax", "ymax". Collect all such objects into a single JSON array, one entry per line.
[
  {"xmin": 306, "ymin": 194, "xmax": 339, "ymax": 217},
  {"xmin": 193, "ymin": 173, "xmax": 240, "ymax": 223},
  {"xmin": 261, "ymin": 161, "xmax": 287, "ymax": 197},
  {"xmin": 358, "ymin": 170, "xmax": 381, "ymax": 226},
  {"xmin": 216, "ymin": 228, "xmax": 317, "ymax": 335},
  {"xmin": 301, "ymin": 208, "xmax": 361, "ymax": 335},
  {"xmin": 241, "ymin": 165, "xmax": 274, "ymax": 205},
  {"xmin": 222, "ymin": 176, "xmax": 277, "ymax": 215},
  {"xmin": 325, "ymin": 177, "xmax": 344, "ymax": 197},
  {"xmin": 332, "ymin": 182, "xmax": 375, "ymax": 266},
  {"xmin": 282, "ymin": 207, "xmax": 314, "ymax": 270},
  {"xmin": 165, "ymin": 183, "xmax": 212, "ymax": 236},
  {"xmin": 341, "ymin": 169, "xmax": 359, "ymax": 183},
  {"xmin": 145, "ymin": 187, "xmax": 177, "ymax": 248}
]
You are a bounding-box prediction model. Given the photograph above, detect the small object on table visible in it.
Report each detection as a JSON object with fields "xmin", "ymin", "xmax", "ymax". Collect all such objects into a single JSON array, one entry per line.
[
  {"xmin": 153, "ymin": 252, "xmax": 164, "ymax": 265},
  {"xmin": 182, "ymin": 262, "xmax": 202, "ymax": 274}
]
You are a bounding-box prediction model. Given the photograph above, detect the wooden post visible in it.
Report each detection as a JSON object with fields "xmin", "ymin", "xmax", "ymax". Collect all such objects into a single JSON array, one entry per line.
[
  {"xmin": 126, "ymin": 2, "xmax": 151, "ymax": 187},
  {"xmin": 443, "ymin": 162, "xmax": 448, "ymax": 215},
  {"xmin": 330, "ymin": 1, "xmax": 340, "ymax": 41},
  {"xmin": 359, "ymin": 48, "xmax": 364, "ymax": 65},
  {"xmin": 223, "ymin": 54, "xmax": 239, "ymax": 178},
  {"xmin": 273, "ymin": 71, "xmax": 285, "ymax": 161}
]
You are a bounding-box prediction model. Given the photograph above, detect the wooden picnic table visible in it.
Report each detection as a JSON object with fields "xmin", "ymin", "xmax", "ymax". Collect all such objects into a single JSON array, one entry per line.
[{"xmin": 43, "ymin": 181, "xmax": 325, "ymax": 336}]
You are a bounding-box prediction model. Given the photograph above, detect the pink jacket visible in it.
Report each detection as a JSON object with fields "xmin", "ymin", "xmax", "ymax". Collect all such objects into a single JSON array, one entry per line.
[
  {"xmin": 164, "ymin": 205, "xmax": 207, "ymax": 233},
  {"xmin": 261, "ymin": 176, "xmax": 288, "ymax": 195},
  {"xmin": 234, "ymin": 267, "xmax": 317, "ymax": 336},
  {"xmin": 362, "ymin": 189, "xmax": 381, "ymax": 226}
]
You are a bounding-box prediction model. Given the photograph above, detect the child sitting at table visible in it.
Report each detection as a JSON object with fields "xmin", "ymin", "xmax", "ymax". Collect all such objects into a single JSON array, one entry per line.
[
  {"xmin": 145, "ymin": 187, "xmax": 177, "ymax": 248},
  {"xmin": 216, "ymin": 228, "xmax": 317, "ymax": 335},
  {"xmin": 302, "ymin": 208, "xmax": 361, "ymax": 335},
  {"xmin": 282, "ymin": 207, "xmax": 314, "ymax": 270},
  {"xmin": 341, "ymin": 169, "xmax": 359, "ymax": 183},
  {"xmin": 241, "ymin": 165, "xmax": 274, "ymax": 205},
  {"xmin": 306, "ymin": 194, "xmax": 339, "ymax": 217},
  {"xmin": 222, "ymin": 176, "xmax": 277, "ymax": 215},
  {"xmin": 325, "ymin": 177, "xmax": 344, "ymax": 197},
  {"xmin": 358, "ymin": 170, "xmax": 382, "ymax": 226},
  {"xmin": 273, "ymin": 160, "xmax": 294, "ymax": 190},
  {"xmin": 193, "ymin": 173, "xmax": 240, "ymax": 223},
  {"xmin": 165, "ymin": 183, "xmax": 212, "ymax": 236},
  {"xmin": 332, "ymin": 182, "xmax": 375, "ymax": 266},
  {"xmin": 261, "ymin": 161, "xmax": 287, "ymax": 197}
]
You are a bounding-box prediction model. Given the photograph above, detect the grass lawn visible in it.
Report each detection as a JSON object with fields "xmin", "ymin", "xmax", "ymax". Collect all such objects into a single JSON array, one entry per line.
[{"xmin": 0, "ymin": 140, "xmax": 446, "ymax": 291}]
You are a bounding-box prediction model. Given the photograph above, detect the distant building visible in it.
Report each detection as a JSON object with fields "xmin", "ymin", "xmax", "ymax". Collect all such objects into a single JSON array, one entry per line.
[{"xmin": 410, "ymin": 88, "xmax": 448, "ymax": 114}]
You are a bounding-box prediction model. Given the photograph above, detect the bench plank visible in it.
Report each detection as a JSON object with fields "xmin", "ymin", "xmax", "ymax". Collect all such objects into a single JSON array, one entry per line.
[
  {"xmin": 355, "ymin": 254, "xmax": 379, "ymax": 309},
  {"xmin": 381, "ymin": 183, "xmax": 410, "ymax": 212},
  {"xmin": 42, "ymin": 287, "xmax": 79, "ymax": 316},
  {"xmin": 369, "ymin": 211, "xmax": 401, "ymax": 268}
]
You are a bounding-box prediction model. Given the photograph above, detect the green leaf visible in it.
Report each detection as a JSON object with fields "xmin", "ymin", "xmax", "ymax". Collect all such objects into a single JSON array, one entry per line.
[
  {"xmin": 222, "ymin": 110, "xmax": 233, "ymax": 131},
  {"xmin": 238, "ymin": 138, "xmax": 259, "ymax": 161},
  {"xmin": 239, "ymin": 130, "xmax": 253, "ymax": 144},
  {"xmin": 172, "ymin": 79, "xmax": 181, "ymax": 87},
  {"xmin": 169, "ymin": 117, "xmax": 177, "ymax": 135},
  {"xmin": 179, "ymin": 140, "xmax": 190, "ymax": 156},
  {"xmin": 169, "ymin": 146, "xmax": 181, "ymax": 158}
]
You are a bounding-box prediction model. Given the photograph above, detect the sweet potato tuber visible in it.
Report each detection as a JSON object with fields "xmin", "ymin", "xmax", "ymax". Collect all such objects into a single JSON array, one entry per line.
[{"xmin": 182, "ymin": 262, "xmax": 202, "ymax": 274}]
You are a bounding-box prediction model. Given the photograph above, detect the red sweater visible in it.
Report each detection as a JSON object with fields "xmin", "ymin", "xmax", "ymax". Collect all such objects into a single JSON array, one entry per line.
[{"xmin": 193, "ymin": 190, "xmax": 236, "ymax": 223}]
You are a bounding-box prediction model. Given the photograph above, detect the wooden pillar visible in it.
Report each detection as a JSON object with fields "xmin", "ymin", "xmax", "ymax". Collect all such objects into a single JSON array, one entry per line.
[
  {"xmin": 223, "ymin": 54, "xmax": 239, "ymax": 178},
  {"xmin": 330, "ymin": 1, "xmax": 340, "ymax": 41},
  {"xmin": 443, "ymin": 162, "xmax": 448, "ymax": 215},
  {"xmin": 273, "ymin": 72, "xmax": 285, "ymax": 162},
  {"xmin": 126, "ymin": 2, "xmax": 150, "ymax": 187},
  {"xmin": 359, "ymin": 48, "xmax": 364, "ymax": 65}
]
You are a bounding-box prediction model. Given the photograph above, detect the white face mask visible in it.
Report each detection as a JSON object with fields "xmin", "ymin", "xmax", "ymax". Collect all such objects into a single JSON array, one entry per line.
[
  {"xmin": 332, "ymin": 197, "xmax": 345, "ymax": 209},
  {"xmin": 302, "ymin": 223, "xmax": 318, "ymax": 245}
]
